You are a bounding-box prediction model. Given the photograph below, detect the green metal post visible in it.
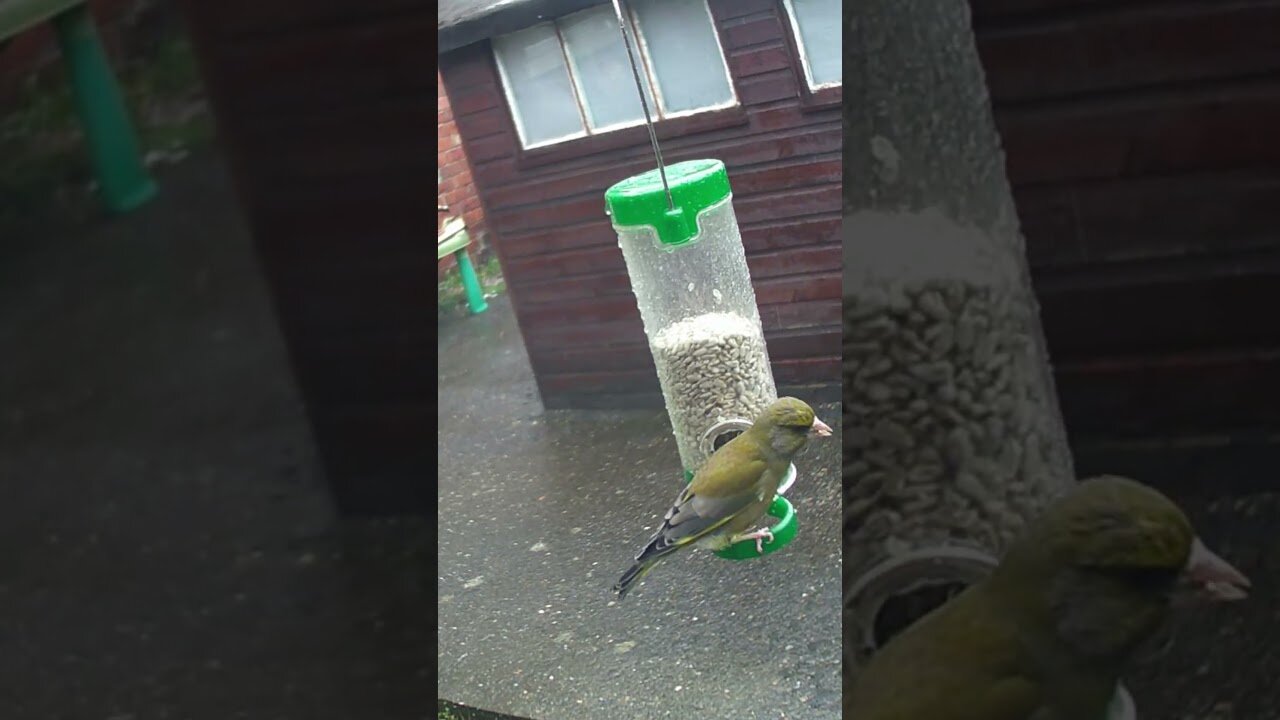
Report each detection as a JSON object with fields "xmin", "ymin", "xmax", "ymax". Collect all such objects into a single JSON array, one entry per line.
[
  {"xmin": 454, "ymin": 249, "xmax": 489, "ymax": 314},
  {"xmin": 52, "ymin": 4, "xmax": 157, "ymax": 213}
]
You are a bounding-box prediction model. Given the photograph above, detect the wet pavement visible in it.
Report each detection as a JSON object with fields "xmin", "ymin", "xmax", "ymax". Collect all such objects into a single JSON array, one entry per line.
[
  {"xmin": 0, "ymin": 151, "xmax": 430, "ymax": 719},
  {"xmin": 437, "ymin": 298, "xmax": 843, "ymax": 719}
]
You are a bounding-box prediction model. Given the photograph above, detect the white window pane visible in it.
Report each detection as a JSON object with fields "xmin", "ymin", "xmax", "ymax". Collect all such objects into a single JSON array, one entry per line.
[
  {"xmin": 493, "ymin": 25, "xmax": 585, "ymax": 146},
  {"xmin": 632, "ymin": 0, "xmax": 734, "ymax": 114},
  {"xmin": 559, "ymin": 6, "xmax": 657, "ymax": 131},
  {"xmin": 787, "ymin": 0, "xmax": 841, "ymax": 88}
]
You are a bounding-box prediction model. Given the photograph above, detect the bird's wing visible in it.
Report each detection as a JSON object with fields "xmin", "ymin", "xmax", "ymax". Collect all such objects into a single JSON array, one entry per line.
[
  {"xmin": 634, "ymin": 456, "xmax": 772, "ymax": 562},
  {"xmin": 848, "ymin": 668, "xmax": 1041, "ymax": 720},
  {"xmin": 847, "ymin": 592, "xmax": 1046, "ymax": 720}
]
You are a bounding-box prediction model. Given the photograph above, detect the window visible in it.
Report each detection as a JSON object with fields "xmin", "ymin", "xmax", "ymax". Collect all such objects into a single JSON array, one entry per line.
[
  {"xmin": 492, "ymin": 0, "xmax": 736, "ymax": 149},
  {"xmin": 782, "ymin": 0, "xmax": 841, "ymax": 90}
]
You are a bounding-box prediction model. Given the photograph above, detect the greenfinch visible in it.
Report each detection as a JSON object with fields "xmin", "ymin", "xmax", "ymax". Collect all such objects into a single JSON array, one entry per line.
[
  {"xmin": 613, "ymin": 397, "xmax": 832, "ymax": 599},
  {"xmin": 846, "ymin": 475, "xmax": 1250, "ymax": 720}
]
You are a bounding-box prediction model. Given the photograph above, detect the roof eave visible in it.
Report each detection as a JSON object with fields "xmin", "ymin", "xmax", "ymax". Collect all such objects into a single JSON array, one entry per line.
[{"xmin": 439, "ymin": 0, "xmax": 611, "ymax": 55}]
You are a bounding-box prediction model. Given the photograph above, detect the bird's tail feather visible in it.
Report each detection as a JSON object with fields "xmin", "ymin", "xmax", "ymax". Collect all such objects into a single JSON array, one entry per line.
[
  {"xmin": 614, "ymin": 513, "xmax": 697, "ymax": 599},
  {"xmin": 613, "ymin": 559, "xmax": 657, "ymax": 600}
]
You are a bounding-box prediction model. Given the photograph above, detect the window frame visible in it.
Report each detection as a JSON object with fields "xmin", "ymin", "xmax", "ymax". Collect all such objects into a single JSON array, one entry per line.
[
  {"xmin": 627, "ymin": 0, "xmax": 738, "ymax": 121},
  {"xmin": 490, "ymin": 23, "xmax": 590, "ymax": 150},
  {"xmin": 491, "ymin": 0, "xmax": 741, "ymax": 152},
  {"xmin": 778, "ymin": 0, "xmax": 842, "ymax": 110},
  {"xmin": 558, "ymin": 10, "xmax": 650, "ymax": 136}
]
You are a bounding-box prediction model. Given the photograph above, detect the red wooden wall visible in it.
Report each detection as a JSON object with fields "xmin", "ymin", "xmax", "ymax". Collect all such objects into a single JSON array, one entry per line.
[
  {"xmin": 439, "ymin": 0, "xmax": 843, "ymax": 409},
  {"xmin": 444, "ymin": 0, "xmax": 1280, "ymax": 433},
  {"xmin": 180, "ymin": 0, "xmax": 433, "ymax": 514},
  {"xmin": 971, "ymin": 0, "xmax": 1280, "ymax": 439},
  {"xmin": 438, "ymin": 69, "xmax": 488, "ymax": 279},
  {"xmin": 176, "ymin": 0, "xmax": 1278, "ymax": 512}
]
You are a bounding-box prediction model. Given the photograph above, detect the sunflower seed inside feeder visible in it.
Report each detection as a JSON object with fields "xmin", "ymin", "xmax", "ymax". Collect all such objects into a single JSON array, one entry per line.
[{"xmin": 652, "ymin": 311, "xmax": 777, "ymax": 470}]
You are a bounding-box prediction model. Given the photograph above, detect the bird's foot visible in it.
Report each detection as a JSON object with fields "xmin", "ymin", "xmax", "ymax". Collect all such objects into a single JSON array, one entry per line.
[{"xmin": 732, "ymin": 528, "xmax": 774, "ymax": 554}]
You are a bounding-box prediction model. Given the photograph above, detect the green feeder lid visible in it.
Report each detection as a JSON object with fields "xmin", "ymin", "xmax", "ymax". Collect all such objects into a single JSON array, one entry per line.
[{"xmin": 604, "ymin": 159, "xmax": 732, "ymax": 247}]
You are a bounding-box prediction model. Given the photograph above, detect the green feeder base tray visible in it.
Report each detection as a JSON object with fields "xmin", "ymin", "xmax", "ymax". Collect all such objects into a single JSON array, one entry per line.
[
  {"xmin": 714, "ymin": 494, "xmax": 797, "ymax": 561},
  {"xmin": 682, "ymin": 464, "xmax": 799, "ymax": 560}
]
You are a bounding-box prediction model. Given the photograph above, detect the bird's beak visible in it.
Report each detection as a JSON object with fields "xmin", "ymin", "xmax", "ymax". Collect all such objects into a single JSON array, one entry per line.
[
  {"xmin": 1179, "ymin": 537, "xmax": 1250, "ymax": 603},
  {"xmin": 810, "ymin": 417, "xmax": 833, "ymax": 438}
]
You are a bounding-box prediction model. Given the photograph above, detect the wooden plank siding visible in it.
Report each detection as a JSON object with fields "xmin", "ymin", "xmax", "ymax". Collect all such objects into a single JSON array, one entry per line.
[
  {"xmin": 179, "ymin": 0, "xmax": 435, "ymax": 514},
  {"xmin": 445, "ymin": 0, "xmax": 1280, "ymax": 430},
  {"xmin": 176, "ymin": 0, "xmax": 1280, "ymax": 514},
  {"xmin": 439, "ymin": 0, "xmax": 842, "ymax": 408},
  {"xmin": 971, "ymin": 0, "xmax": 1280, "ymax": 438}
]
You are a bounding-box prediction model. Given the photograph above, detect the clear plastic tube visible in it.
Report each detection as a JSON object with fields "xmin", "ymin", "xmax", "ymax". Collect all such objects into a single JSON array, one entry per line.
[{"xmin": 615, "ymin": 196, "xmax": 777, "ymax": 471}]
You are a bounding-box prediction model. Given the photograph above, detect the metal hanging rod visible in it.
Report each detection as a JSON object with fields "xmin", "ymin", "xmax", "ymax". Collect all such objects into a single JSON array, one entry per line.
[{"xmin": 611, "ymin": 0, "xmax": 674, "ymax": 211}]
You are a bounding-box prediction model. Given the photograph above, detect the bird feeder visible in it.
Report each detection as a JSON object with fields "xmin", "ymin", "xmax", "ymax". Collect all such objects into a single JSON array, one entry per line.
[
  {"xmin": 605, "ymin": 159, "xmax": 798, "ymax": 560},
  {"xmin": 842, "ymin": 213, "xmax": 1077, "ymax": 667}
]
